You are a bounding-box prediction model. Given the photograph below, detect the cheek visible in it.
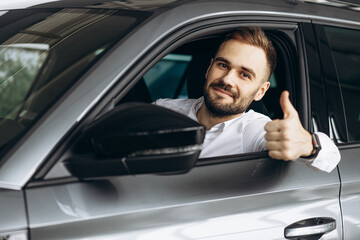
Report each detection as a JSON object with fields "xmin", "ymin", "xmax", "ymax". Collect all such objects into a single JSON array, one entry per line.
[
  {"xmin": 236, "ymin": 83, "xmax": 258, "ymax": 98},
  {"xmin": 206, "ymin": 70, "xmax": 221, "ymax": 86},
  {"xmin": 207, "ymin": 68, "xmax": 218, "ymax": 80}
]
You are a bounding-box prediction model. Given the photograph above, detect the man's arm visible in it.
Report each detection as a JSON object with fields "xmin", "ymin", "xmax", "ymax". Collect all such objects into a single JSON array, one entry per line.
[{"xmin": 264, "ymin": 91, "xmax": 340, "ymax": 173}]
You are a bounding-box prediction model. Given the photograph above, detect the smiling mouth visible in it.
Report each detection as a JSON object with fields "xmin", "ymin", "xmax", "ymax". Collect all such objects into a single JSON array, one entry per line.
[{"xmin": 212, "ymin": 86, "xmax": 234, "ymax": 98}]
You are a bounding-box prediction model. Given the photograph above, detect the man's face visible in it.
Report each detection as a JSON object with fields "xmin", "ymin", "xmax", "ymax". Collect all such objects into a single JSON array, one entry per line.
[{"xmin": 204, "ymin": 39, "xmax": 270, "ymax": 117}]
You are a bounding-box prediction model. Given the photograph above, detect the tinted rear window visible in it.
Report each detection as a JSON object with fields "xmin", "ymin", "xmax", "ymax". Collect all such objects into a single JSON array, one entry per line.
[{"xmin": 324, "ymin": 26, "xmax": 360, "ymax": 142}]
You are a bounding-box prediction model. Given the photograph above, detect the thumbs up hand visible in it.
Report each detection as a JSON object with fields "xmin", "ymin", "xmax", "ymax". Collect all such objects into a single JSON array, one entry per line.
[{"xmin": 264, "ymin": 91, "xmax": 314, "ymax": 161}]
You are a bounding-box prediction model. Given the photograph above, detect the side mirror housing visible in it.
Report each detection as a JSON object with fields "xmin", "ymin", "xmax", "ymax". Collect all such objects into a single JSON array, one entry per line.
[{"xmin": 64, "ymin": 102, "xmax": 205, "ymax": 179}]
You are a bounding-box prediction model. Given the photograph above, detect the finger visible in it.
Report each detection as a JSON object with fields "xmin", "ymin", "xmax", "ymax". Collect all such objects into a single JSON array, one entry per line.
[
  {"xmin": 280, "ymin": 91, "xmax": 297, "ymax": 119},
  {"xmin": 264, "ymin": 131, "xmax": 282, "ymax": 141},
  {"xmin": 264, "ymin": 119, "xmax": 282, "ymax": 132},
  {"xmin": 268, "ymin": 150, "xmax": 290, "ymax": 161},
  {"xmin": 265, "ymin": 140, "xmax": 283, "ymax": 151}
]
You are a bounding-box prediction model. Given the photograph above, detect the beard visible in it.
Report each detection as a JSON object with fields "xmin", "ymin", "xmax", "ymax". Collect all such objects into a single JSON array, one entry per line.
[{"xmin": 203, "ymin": 81, "xmax": 258, "ymax": 117}]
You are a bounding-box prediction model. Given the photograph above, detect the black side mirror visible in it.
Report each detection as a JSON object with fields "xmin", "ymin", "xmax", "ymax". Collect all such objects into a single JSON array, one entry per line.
[{"xmin": 64, "ymin": 102, "xmax": 205, "ymax": 179}]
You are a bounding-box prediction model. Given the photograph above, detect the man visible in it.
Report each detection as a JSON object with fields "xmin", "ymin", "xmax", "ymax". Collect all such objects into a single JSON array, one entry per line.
[{"xmin": 155, "ymin": 26, "xmax": 340, "ymax": 173}]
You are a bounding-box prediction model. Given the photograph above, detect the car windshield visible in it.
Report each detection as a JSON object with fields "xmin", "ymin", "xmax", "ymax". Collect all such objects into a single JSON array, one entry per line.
[
  {"xmin": 0, "ymin": 8, "xmax": 149, "ymax": 157},
  {"xmin": 0, "ymin": 43, "xmax": 49, "ymax": 119}
]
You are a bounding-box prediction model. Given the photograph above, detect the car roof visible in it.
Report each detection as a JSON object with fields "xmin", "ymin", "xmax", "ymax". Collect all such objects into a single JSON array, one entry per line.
[
  {"xmin": 1, "ymin": 0, "xmax": 360, "ymax": 25},
  {"xmin": 0, "ymin": 0, "xmax": 180, "ymax": 11}
]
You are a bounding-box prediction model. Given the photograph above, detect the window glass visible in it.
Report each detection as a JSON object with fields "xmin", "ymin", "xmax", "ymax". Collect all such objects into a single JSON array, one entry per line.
[
  {"xmin": 143, "ymin": 53, "xmax": 192, "ymax": 100},
  {"xmin": 324, "ymin": 26, "xmax": 360, "ymax": 142},
  {"xmin": 0, "ymin": 43, "xmax": 48, "ymax": 119},
  {"xmin": 0, "ymin": 8, "xmax": 148, "ymax": 156}
]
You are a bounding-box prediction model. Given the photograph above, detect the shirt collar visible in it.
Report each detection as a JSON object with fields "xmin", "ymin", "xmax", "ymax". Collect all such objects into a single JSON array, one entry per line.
[{"xmin": 188, "ymin": 97, "xmax": 203, "ymax": 121}]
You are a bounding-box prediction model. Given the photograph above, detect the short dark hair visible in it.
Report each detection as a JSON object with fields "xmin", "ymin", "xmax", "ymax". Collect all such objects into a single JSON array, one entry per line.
[{"xmin": 218, "ymin": 26, "xmax": 277, "ymax": 81}]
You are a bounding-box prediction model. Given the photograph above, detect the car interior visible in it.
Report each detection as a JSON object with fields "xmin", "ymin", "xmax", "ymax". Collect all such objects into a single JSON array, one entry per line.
[{"xmin": 119, "ymin": 29, "xmax": 296, "ymax": 122}]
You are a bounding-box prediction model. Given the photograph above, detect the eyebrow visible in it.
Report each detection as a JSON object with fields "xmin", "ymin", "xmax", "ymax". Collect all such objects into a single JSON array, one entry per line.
[{"xmin": 214, "ymin": 57, "xmax": 257, "ymax": 79}]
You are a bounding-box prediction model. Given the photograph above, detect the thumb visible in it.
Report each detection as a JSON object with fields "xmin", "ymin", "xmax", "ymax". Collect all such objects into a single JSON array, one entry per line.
[{"xmin": 280, "ymin": 91, "xmax": 297, "ymax": 119}]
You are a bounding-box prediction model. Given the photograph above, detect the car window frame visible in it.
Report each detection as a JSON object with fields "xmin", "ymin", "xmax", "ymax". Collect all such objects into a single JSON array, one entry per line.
[{"xmin": 30, "ymin": 19, "xmax": 310, "ymax": 185}]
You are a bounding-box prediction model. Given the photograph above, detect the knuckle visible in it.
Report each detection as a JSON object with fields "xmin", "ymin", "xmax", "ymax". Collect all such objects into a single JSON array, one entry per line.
[
  {"xmin": 281, "ymin": 131, "xmax": 289, "ymax": 139},
  {"xmin": 281, "ymin": 121, "xmax": 291, "ymax": 130},
  {"xmin": 284, "ymin": 141, "xmax": 292, "ymax": 149},
  {"xmin": 280, "ymin": 141, "xmax": 289, "ymax": 150},
  {"xmin": 264, "ymin": 122, "xmax": 273, "ymax": 131},
  {"xmin": 264, "ymin": 125, "xmax": 269, "ymax": 132}
]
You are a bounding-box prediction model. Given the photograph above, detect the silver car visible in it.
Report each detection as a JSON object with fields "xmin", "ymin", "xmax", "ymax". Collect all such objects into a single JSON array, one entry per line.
[{"xmin": 0, "ymin": 0, "xmax": 359, "ymax": 239}]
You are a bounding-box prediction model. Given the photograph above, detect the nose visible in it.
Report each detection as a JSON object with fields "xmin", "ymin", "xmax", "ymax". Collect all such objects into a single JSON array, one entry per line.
[{"xmin": 222, "ymin": 69, "xmax": 237, "ymax": 87}]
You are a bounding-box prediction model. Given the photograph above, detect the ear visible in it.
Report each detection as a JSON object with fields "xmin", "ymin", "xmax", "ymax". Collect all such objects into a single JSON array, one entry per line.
[
  {"xmin": 253, "ymin": 81, "xmax": 270, "ymax": 101},
  {"xmin": 205, "ymin": 58, "xmax": 214, "ymax": 79}
]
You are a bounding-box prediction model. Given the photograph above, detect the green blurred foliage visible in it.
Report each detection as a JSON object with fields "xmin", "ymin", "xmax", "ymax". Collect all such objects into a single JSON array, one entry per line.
[{"xmin": 0, "ymin": 48, "xmax": 46, "ymax": 119}]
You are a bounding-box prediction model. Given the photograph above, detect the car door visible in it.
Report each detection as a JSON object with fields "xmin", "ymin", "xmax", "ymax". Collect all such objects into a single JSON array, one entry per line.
[
  {"xmin": 313, "ymin": 22, "xmax": 360, "ymax": 240},
  {"xmin": 0, "ymin": 190, "xmax": 28, "ymax": 239},
  {"xmin": 23, "ymin": 12, "xmax": 341, "ymax": 240}
]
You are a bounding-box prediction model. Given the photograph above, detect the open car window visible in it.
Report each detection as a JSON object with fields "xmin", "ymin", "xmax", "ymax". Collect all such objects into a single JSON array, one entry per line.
[
  {"xmin": 116, "ymin": 29, "xmax": 296, "ymax": 160},
  {"xmin": 121, "ymin": 31, "xmax": 292, "ymax": 121}
]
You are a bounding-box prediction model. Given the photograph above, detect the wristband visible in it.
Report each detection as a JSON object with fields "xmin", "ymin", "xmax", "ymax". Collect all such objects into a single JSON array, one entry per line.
[{"xmin": 303, "ymin": 132, "xmax": 322, "ymax": 159}]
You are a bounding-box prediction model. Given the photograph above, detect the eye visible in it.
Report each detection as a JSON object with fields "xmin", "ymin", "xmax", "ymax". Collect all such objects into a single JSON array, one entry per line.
[
  {"xmin": 217, "ymin": 62, "xmax": 228, "ymax": 70},
  {"xmin": 240, "ymin": 72, "xmax": 250, "ymax": 79}
]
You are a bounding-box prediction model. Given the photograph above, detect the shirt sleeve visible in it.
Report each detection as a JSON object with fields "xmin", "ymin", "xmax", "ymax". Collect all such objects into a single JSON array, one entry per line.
[
  {"xmin": 241, "ymin": 111, "xmax": 271, "ymax": 153},
  {"xmin": 294, "ymin": 132, "xmax": 341, "ymax": 173}
]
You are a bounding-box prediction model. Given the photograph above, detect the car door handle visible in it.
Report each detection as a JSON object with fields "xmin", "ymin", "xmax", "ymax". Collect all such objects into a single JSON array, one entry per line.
[{"xmin": 284, "ymin": 217, "xmax": 336, "ymax": 239}]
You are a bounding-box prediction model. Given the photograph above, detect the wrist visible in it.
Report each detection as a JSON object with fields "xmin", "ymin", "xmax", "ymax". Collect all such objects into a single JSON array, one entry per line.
[
  {"xmin": 301, "ymin": 131, "xmax": 314, "ymax": 157},
  {"xmin": 302, "ymin": 132, "xmax": 322, "ymax": 159}
]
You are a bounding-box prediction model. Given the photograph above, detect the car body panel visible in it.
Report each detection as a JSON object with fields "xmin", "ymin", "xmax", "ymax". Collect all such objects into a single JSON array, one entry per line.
[
  {"xmin": 0, "ymin": 189, "xmax": 27, "ymax": 233},
  {"xmin": 26, "ymin": 160, "xmax": 341, "ymax": 239},
  {"xmin": 337, "ymin": 146, "xmax": 360, "ymax": 239}
]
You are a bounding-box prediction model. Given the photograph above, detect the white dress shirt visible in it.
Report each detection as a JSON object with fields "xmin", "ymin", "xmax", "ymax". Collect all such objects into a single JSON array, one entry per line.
[{"xmin": 154, "ymin": 97, "xmax": 341, "ymax": 173}]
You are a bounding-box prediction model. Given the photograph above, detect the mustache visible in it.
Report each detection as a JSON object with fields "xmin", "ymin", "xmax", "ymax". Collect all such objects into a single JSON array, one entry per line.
[{"xmin": 209, "ymin": 81, "xmax": 239, "ymax": 98}]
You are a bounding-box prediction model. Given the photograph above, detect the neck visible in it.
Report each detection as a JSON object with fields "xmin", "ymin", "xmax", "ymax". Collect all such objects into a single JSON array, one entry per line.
[{"xmin": 196, "ymin": 103, "xmax": 243, "ymax": 130}]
